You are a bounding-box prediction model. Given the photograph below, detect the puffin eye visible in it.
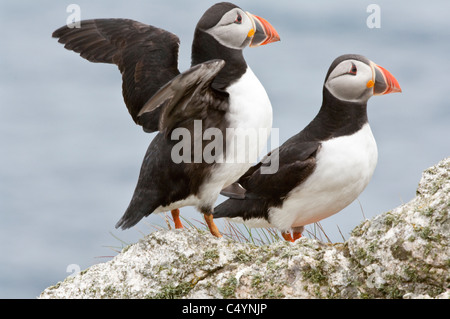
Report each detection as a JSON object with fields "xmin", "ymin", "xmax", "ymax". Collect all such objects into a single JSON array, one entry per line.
[
  {"xmin": 348, "ymin": 62, "xmax": 357, "ymax": 75},
  {"xmin": 235, "ymin": 13, "xmax": 242, "ymax": 24}
]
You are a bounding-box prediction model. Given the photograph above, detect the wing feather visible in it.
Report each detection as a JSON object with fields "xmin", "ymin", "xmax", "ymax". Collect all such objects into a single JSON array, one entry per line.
[
  {"xmin": 221, "ymin": 142, "xmax": 320, "ymax": 200},
  {"xmin": 138, "ymin": 59, "xmax": 227, "ymax": 136},
  {"xmin": 53, "ymin": 19, "xmax": 180, "ymax": 132}
]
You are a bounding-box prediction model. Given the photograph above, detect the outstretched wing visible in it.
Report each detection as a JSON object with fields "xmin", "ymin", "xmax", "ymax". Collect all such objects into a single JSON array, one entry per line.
[
  {"xmin": 138, "ymin": 59, "xmax": 228, "ymax": 136},
  {"xmin": 52, "ymin": 19, "xmax": 180, "ymax": 132}
]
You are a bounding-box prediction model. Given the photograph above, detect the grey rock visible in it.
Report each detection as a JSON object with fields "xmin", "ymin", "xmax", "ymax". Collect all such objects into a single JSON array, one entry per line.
[{"xmin": 40, "ymin": 158, "xmax": 449, "ymax": 299}]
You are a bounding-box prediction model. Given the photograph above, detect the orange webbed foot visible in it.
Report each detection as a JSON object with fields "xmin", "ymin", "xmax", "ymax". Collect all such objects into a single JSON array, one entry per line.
[
  {"xmin": 204, "ymin": 213, "xmax": 222, "ymax": 238},
  {"xmin": 281, "ymin": 232, "xmax": 294, "ymax": 242},
  {"xmin": 171, "ymin": 209, "xmax": 184, "ymax": 229}
]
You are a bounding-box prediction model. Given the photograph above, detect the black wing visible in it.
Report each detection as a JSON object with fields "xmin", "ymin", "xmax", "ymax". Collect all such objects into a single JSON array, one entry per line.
[
  {"xmin": 222, "ymin": 141, "xmax": 320, "ymax": 201},
  {"xmin": 138, "ymin": 59, "xmax": 228, "ymax": 136},
  {"xmin": 214, "ymin": 141, "xmax": 320, "ymax": 221},
  {"xmin": 52, "ymin": 19, "xmax": 180, "ymax": 132}
]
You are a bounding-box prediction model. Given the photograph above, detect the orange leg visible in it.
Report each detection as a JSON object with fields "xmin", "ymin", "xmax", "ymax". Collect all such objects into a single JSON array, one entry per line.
[
  {"xmin": 292, "ymin": 232, "xmax": 302, "ymax": 241},
  {"xmin": 292, "ymin": 226, "xmax": 304, "ymax": 242},
  {"xmin": 171, "ymin": 209, "xmax": 184, "ymax": 229},
  {"xmin": 281, "ymin": 232, "xmax": 294, "ymax": 242},
  {"xmin": 204, "ymin": 214, "xmax": 222, "ymax": 238},
  {"xmin": 282, "ymin": 230, "xmax": 302, "ymax": 242}
]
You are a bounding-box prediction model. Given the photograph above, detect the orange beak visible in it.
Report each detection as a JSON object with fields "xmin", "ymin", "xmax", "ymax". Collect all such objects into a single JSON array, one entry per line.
[
  {"xmin": 372, "ymin": 63, "xmax": 402, "ymax": 95},
  {"xmin": 246, "ymin": 12, "xmax": 280, "ymax": 47}
]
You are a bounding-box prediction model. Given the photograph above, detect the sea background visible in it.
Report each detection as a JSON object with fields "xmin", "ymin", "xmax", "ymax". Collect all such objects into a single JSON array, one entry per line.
[{"xmin": 0, "ymin": 0, "xmax": 449, "ymax": 298}]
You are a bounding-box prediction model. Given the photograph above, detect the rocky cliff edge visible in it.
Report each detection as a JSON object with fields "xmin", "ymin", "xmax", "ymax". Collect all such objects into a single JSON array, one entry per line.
[{"xmin": 40, "ymin": 158, "xmax": 449, "ymax": 299}]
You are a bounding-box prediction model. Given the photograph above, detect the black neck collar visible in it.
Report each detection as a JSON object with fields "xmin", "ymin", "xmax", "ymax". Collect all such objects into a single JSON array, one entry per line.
[
  {"xmin": 191, "ymin": 29, "xmax": 247, "ymax": 91},
  {"xmin": 301, "ymin": 88, "xmax": 369, "ymax": 141}
]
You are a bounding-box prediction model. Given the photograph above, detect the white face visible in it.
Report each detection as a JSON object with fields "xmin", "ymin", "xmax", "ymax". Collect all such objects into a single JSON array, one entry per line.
[
  {"xmin": 325, "ymin": 59, "xmax": 374, "ymax": 103},
  {"xmin": 204, "ymin": 8, "xmax": 255, "ymax": 50}
]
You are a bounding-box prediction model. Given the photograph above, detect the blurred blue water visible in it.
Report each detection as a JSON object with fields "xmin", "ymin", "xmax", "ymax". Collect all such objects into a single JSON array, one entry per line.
[{"xmin": 0, "ymin": 0, "xmax": 449, "ymax": 298}]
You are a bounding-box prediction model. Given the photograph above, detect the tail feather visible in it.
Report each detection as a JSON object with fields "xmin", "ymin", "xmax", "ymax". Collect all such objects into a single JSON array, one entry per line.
[
  {"xmin": 213, "ymin": 198, "xmax": 244, "ymax": 219},
  {"xmin": 115, "ymin": 209, "xmax": 144, "ymax": 230},
  {"xmin": 213, "ymin": 197, "xmax": 269, "ymax": 221},
  {"xmin": 115, "ymin": 192, "xmax": 158, "ymax": 230}
]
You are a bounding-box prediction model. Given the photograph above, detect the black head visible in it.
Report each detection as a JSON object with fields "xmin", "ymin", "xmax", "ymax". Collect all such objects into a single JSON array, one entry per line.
[
  {"xmin": 324, "ymin": 54, "xmax": 401, "ymax": 104},
  {"xmin": 196, "ymin": 2, "xmax": 240, "ymax": 32},
  {"xmin": 191, "ymin": 2, "xmax": 280, "ymax": 89},
  {"xmin": 298, "ymin": 54, "xmax": 402, "ymax": 140},
  {"xmin": 195, "ymin": 2, "xmax": 280, "ymax": 51}
]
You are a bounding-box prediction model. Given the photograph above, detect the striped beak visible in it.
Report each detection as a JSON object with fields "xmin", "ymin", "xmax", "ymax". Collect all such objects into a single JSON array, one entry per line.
[
  {"xmin": 370, "ymin": 62, "xmax": 402, "ymax": 95},
  {"xmin": 246, "ymin": 12, "xmax": 280, "ymax": 47}
]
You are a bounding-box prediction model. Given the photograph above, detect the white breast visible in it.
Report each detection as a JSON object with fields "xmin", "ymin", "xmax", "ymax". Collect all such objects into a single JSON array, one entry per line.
[
  {"xmin": 198, "ymin": 67, "xmax": 273, "ymax": 209},
  {"xmin": 226, "ymin": 66, "xmax": 273, "ymax": 134},
  {"xmin": 268, "ymin": 123, "xmax": 378, "ymax": 232}
]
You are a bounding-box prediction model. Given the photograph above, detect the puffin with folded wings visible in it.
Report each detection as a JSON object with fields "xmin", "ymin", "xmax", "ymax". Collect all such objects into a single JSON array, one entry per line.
[
  {"xmin": 214, "ymin": 54, "xmax": 401, "ymax": 242},
  {"xmin": 52, "ymin": 2, "xmax": 280, "ymax": 237}
]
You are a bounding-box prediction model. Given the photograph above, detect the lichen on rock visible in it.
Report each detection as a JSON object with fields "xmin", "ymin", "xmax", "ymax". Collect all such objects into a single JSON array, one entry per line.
[{"xmin": 40, "ymin": 158, "xmax": 449, "ymax": 299}]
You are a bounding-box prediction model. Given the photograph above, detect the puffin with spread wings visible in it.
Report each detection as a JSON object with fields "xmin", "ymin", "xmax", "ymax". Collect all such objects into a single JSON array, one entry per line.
[{"xmin": 52, "ymin": 2, "xmax": 280, "ymax": 237}]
